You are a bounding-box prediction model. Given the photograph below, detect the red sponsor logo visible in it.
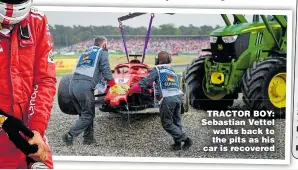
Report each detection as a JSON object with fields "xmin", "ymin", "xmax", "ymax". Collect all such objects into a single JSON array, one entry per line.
[{"xmin": 55, "ymin": 61, "xmax": 65, "ymax": 68}]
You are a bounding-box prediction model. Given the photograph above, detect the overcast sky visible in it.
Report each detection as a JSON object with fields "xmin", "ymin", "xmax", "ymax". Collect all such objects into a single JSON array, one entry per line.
[{"xmin": 44, "ymin": 11, "xmax": 254, "ymax": 28}]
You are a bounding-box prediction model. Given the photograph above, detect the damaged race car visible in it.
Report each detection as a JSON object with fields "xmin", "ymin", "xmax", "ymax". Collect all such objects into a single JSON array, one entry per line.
[
  {"xmin": 57, "ymin": 13, "xmax": 189, "ymax": 117},
  {"xmin": 99, "ymin": 55, "xmax": 153, "ymax": 113},
  {"xmin": 97, "ymin": 54, "xmax": 189, "ymax": 114}
]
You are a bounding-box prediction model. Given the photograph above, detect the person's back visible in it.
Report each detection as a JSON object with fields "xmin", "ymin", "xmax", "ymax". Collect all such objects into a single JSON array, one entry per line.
[
  {"xmin": 73, "ymin": 46, "xmax": 106, "ymax": 86},
  {"xmin": 72, "ymin": 39, "xmax": 114, "ymax": 88},
  {"xmin": 152, "ymin": 64, "xmax": 183, "ymax": 103}
]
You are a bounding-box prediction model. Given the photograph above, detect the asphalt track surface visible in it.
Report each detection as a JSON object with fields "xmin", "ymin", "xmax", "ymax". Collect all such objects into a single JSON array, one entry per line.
[{"xmin": 46, "ymin": 77, "xmax": 285, "ymax": 160}]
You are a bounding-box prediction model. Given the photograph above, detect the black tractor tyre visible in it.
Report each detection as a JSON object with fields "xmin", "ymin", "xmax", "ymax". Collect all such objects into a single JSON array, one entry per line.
[
  {"xmin": 241, "ymin": 57, "xmax": 286, "ymax": 119},
  {"xmin": 184, "ymin": 55, "xmax": 238, "ymax": 110},
  {"xmin": 57, "ymin": 74, "xmax": 79, "ymax": 115}
]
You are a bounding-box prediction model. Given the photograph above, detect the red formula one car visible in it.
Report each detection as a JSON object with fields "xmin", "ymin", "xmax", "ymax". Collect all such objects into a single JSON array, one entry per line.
[
  {"xmin": 96, "ymin": 55, "xmax": 188, "ymax": 114},
  {"xmin": 57, "ymin": 55, "xmax": 188, "ymax": 116},
  {"xmin": 98, "ymin": 55, "xmax": 154, "ymax": 112},
  {"xmin": 57, "ymin": 13, "xmax": 189, "ymax": 117}
]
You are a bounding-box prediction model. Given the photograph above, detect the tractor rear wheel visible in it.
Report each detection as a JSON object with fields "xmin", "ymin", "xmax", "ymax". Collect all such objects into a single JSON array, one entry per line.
[
  {"xmin": 241, "ymin": 57, "xmax": 286, "ymax": 119},
  {"xmin": 184, "ymin": 55, "xmax": 237, "ymax": 110}
]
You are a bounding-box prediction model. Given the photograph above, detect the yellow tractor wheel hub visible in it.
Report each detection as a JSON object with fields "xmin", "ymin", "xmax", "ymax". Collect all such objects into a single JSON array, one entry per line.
[
  {"xmin": 202, "ymin": 77, "xmax": 226, "ymax": 100},
  {"xmin": 211, "ymin": 72, "xmax": 225, "ymax": 85},
  {"xmin": 268, "ymin": 72, "xmax": 286, "ymax": 108}
]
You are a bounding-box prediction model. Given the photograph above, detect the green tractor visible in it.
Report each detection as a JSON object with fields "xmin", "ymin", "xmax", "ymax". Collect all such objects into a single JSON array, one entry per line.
[{"xmin": 183, "ymin": 14, "xmax": 287, "ymax": 118}]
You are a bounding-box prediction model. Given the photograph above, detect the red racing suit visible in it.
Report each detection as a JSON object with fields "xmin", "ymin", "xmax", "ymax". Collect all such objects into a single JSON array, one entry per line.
[{"xmin": 0, "ymin": 7, "xmax": 56, "ymax": 169}]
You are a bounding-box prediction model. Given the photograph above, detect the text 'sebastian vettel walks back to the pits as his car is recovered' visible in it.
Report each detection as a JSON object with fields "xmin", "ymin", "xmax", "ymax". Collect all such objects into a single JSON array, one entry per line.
[
  {"xmin": 129, "ymin": 51, "xmax": 193, "ymax": 150},
  {"xmin": 63, "ymin": 36, "xmax": 116, "ymax": 146},
  {"xmin": 0, "ymin": 0, "xmax": 57, "ymax": 169}
]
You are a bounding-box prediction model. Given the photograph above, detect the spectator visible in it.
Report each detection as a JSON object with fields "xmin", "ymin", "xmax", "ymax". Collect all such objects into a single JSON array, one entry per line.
[{"xmin": 57, "ymin": 36, "xmax": 210, "ymax": 55}]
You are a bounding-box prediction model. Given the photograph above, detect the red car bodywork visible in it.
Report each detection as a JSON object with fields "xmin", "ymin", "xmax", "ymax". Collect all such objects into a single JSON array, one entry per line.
[{"xmin": 104, "ymin": 61, "xmax": 152, "ymax": 107}]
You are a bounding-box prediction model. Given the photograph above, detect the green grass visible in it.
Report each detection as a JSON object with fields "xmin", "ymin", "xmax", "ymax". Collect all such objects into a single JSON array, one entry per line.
[
  {"xmin": 54, "ymin": 52, "xmax": 197, "ymax": 58},
  {"xmin": 55, "ymin": 53, "xmax": 194, "ymax": 65},
  {"xmin": 55, "ymin": 53, "xmax": 191, "ymax": 76},
  {"xmin": 56, "ymin": 67, "xmax": 186, "ymax": 77}
]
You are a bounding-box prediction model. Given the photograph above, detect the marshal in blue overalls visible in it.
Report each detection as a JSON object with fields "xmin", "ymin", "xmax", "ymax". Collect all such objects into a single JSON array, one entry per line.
[
  {"xmin": 63, "ymin": 37, "xmax": 116, "ymax": 145},
  {"xmin": 129, "ymin": 51, "xmax": 193, "ymax": 150}
]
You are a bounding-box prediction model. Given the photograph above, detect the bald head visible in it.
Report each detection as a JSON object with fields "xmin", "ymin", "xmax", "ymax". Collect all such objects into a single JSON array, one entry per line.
[{"xmin": 94, "ymin": 36, "xmax": 107, "ymax": 49}]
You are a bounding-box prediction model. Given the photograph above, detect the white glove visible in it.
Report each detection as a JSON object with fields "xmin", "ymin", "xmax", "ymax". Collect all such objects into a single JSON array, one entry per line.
[{"xmin": 95, "ymin": 79, "xmax": 107, "ymax": 94}]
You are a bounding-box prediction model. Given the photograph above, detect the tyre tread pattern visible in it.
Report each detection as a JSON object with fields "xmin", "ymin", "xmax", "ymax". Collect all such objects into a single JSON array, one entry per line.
[
  {"xmin": 184, "ymin": 55, "xmax": 237, "ymax": 110},
  {"xmin": 241, "ymin": 57, "xmax": 286, "ymax": 118},
  {"xmin": 57, "ymin": 74, "xmax": 79, "ymax": 115}
]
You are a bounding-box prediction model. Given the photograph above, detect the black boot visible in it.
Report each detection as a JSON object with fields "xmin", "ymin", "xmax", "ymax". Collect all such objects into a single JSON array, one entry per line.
[
  {"xmin": 83, "ymin": 138, "xmax": 97, "ymax": 145},
  {"xmin": 182, "ymin": 137, "xmax": 193, "ymax": 150},
  {"xmin": 62, "ymin": 132, "xmax": 73, "ymax": 146},
  {"xmin": 171, "ymin": 141, "xmax": 182, "ymax": 151}
]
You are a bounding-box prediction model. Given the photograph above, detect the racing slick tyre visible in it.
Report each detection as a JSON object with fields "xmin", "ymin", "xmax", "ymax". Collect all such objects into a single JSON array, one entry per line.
[
  {"xmin": 177, "ymin": 74, "xmax": 185, "ymax": 114},
  {"xmin": 242, "ymin": 57, "xmax": 286, "ymax": 119},
  {"xmin": 177, "ymin": 74, "xmax": 189, "ymax": 114},
  {"xmin": 57, "ymin": 74, "xmax": 79, "ymax": 115},
  {"xmin": 184, "ymin": 55, "xmax": 238, "ymax": 110}
]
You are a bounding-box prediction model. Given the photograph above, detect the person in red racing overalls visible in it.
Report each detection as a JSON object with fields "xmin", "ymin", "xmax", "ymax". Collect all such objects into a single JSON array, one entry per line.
[{"xmin": 0, "ymin": 0, "xmax": 56, "ymax": 169}]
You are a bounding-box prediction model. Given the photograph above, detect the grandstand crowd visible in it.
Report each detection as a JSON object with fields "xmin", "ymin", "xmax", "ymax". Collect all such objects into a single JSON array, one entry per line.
[{"xmin": 57, "ymin": 36, "xmax": 210, "ymax": 55}]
